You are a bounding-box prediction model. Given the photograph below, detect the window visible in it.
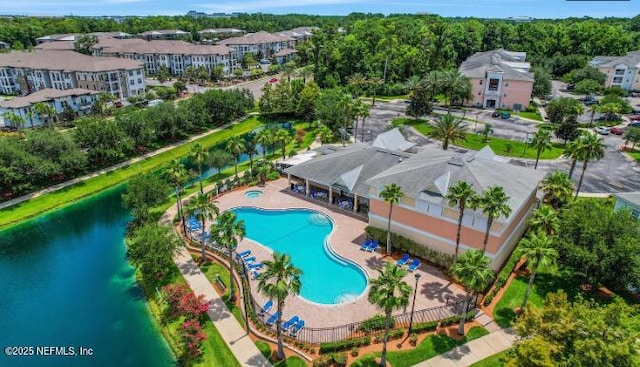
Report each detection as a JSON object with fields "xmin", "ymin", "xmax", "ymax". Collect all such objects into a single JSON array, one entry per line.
[
  {"xmin": 488, "ymin": 78, "xmax": 499, "ymax": 91},
  {"xmin": 613, "ymin": 77, "xmax": 623, "ymax": 83},
  {"xmin": 479, "ymin": 80, "xmax": 482, "ymax": 85},
  {"xmin": 615, "ymin": 69, "xmax": 625, "ymax": 76}
]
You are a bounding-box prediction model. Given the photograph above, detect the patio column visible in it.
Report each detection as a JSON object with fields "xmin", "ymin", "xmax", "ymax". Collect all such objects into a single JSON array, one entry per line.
[
  {"xmin": 328, "ymin": 186, "xmax": 333, "ymax": 204},
  {"xmin": 305, "ymin": 179, "xmax": 310, "ymax": 197},
  {"xmin": 353, "ymin": 194, "xmax": 359, "ymax": 213},
  {"xmin": 287, "ymin": 173, "xmax": 291, "ymax": 186}
]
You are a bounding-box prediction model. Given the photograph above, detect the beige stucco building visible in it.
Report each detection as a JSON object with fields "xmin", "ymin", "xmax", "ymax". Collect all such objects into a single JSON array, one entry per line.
[{"xmin": 591, "ymin": 51, "xmax": 640, "ymax": 91}]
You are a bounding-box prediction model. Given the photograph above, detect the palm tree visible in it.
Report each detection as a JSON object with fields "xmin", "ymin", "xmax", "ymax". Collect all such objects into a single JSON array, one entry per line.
[
  {"xmin": 475, "ymin": 186, "xmax": 512, "ymax": 254},
  {"xmin": 226, "ymin": 136, "xmax": 246, "ymax": 179},
  {"xmin": 481, "ymin": 123, "xmax": 493, "ymax": 143},
  {"xmin": 574, "ymin": 133, "xmax": 605, "ymax": 199},
  {"xmin": 189, "ymin": 142, "xmax": 209, "ymax": 194},
  {"xmin": 380, "ymin": 183, "xmax": 403, "ymax": 255},
  {"xmin": 531, "ymin": 129, "xmax": 553, "ymax": 169},
  {"xmin": 299, "ymin": 65, "xmax": 313, "ymax": 84},
  {"xmin": 32, "ymin": 102, "xmax": 57, "ymax": 125},
  {"xmin": 186, "ymin": 193, "xmax": 219, "ymax": 262},
  {"xmin": 317, "ymin": 125, "xmax": 333, "ymax": 146},
  {"xmin": 3, "ymin": 111, "xmax": 25, "ymax": 131},
  {"xmin": 165, "ymin": 159, "xmax": 189, "ymax": 234},
  {"xmin": 214, "ymin": 211, "xmax": 245, "ymax": 303},
  {"xmin": 282, "ymin": 61, "xmax": 296, "ymax": 82},
  {"xmin": 367, "ymin": 262, "xmax": 412, "ymax": 367},
  {"xmin": 445, "ymin": 181, "xmax": 478, "ymax": 263},
  {"xmin": 404, "ymin": 75, "xmax": 422, "ymax": 95},
  {"xmin": 244, "ymin": 133, "xmax": 258, "ymax": 174},
  {"xmin": 422, "ymin": 70, "xmax": 443, "ymax": 104},
  {"xmin": 368, "ymin": 76, "xmax": 384, "ymax": 106},
  {"xmin": 563, "ymin": 139, "xmax": 581, "ymax": 179},
  {"xmin": 515, "ymin": 231, "xmax": 557, "ymax": 309},
  {"xmin": 587, "ymin": 104, "xmax": 599, "ymax": 127},
  {"xmin": 275, "ymin": 128, "xmax": 291, "ymax": 160},
  {"xmin": 449, "ymin": 249, "xmax": 494, "ymax": 335},
  {"xmin": 441, "ymin": 70, "xmax": 472, "ymax": 113},
  {"xmin": 432, "ymin": 114, "xmax": 467, "ymax": 150},
  {"xmin": 540, "ymin": 171, "xmax": 574, "ymax": 209},
  {"xmin": 255, "ymin": 129, "xmax": 272, "ymax": 159},
  {"xmin": 347, "ymin": 73, "xmax": 368, "ymax": 98},
  {"xmin": 357, "ymin": 101, "xmax": 370, "ymax": 143},
  {"xmin": 258, "ymin": 253, "xmax": 302, "ymax": 360},
  {"xmin": 528, "ymin": 205, "xmax": 560, "ymax": 236}
]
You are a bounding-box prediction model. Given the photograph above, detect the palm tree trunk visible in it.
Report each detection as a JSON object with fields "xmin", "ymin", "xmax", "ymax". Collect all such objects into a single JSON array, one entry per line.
[
  {"xmin": 249, "ymin": 154, "xmax": 254, "ymax": 174},
  {"xmin": 482, "ymin": 217, "xmax": 493, "ymax": 254},
  {"xmin": 176, "ymin": 187, "xmax": 186, "ymax": 235},
  {"xmin": 276, "ymin": 301, "xmax": 285, "ymax": 360},
  {"xmin": 380, "ymin": 310, "xmax": 391, "ymax": 367},
  {"xmin": 454, "ymin": 208, "xmax": 464, "ymax": 263},
  {"xmin": 568, "ymin": 158, "xmax": 577, "ymax": 179},
  {"xmin": 574, "ymin": 160, "xmax": 588, "ymax": 200},
  {"xmin": 198, "ymin": 165, "xmax": 204, "ymax": 194},
  {"xmin": 282, "ymin": 141, "xmax": 286, "ymax": 159},
  {"xmin": 458, "ymin": 292, "xmax": 471, "ymax": 335},
  {"xmin": 521, "ymin": 259, "xmax": 539, "ymax": 310},
  {"xmin": 353, "ymin": 117, "xmax": 358, "ymax": 145},
  {"xmin": 361, "ymin": 117, "xmax": 367, "ymax": 142},
  {"xmin": 201, "ymin": 224, "xmax": 206, "ymax": 261},
  {"xmin": 534, "ymin": 148, "xmax": 542, "ymax": 169},
  {"xmin": 372, "ymin": 89, "xmax": 377, "ymax": 107},
  {"xmin": 386, "ymin": 204, "xmax": 393, "ymax": 255},
  {"xmin": 228, "ymin": 247, "xmax": 236, "ymax": 303},
  {"xmin": 448, "ymin": 91, "xmax": 454, "ymax": 114},
  {"xmin": 234, "ymin": 157, "xmax": 239, "ymax": 179}
]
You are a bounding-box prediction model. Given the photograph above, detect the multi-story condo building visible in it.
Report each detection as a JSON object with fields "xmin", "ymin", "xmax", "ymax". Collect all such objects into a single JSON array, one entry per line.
[
  {"xmin": 137, "ymin": 30, "xmax": 190, "ymax": 41},
  {"xmin": 198, "ymin": 28, "xmax": 246, "ymax": 41},
  {"xmin": 0, "ymin": 88, "xmax": 99, "ymax": 128},
  {"xmin": 591, "ymin": 51, "xmax": 640, "ymax": 91},
  {"xmin": 218, "ymin": 31, "xmax": 295, "ymax": 61},
  {"xmin": 460, "ymin": 49, "xmax": 534, "ymax": 111},
  {"xmin": 96, "ymin": 39, "xmax": 236, "ymax": 76},
  {"xmin": 275, "ymin": 27, "xmax": 316, "ymax": 42},
  {"xmin": 0, "ymin": 50, "xmax": 145, "ymax": 99},
  {"xmin": 36, "ymin": 32, "xmax": 132, "ymax": 44}
]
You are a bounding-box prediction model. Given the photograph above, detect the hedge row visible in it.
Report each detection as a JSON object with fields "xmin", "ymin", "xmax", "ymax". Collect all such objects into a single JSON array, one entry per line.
[
  {"xmin": 439, "ymin": 311, "xmax": 477, "ymax": 327},
  {"xmin": 313, "ymin": 352, "xmax": 347, "ymax": 367},
  {"xmin": 483, "ymin": 251, "xmax": 522, "ymax": 306},
  {"xmin": 364, "ymin": 226, "xmax": 454, "ymax": 269},
  {"xmin": 359, "ymin": 314, "xmax": 394, "ymax": 332},
  {"xmin": 319, "ymin": 336, "xmax": 371, "ymax": 354},
  {"xmin": 410, "ymin": 320, "xmax": 439, "ymax": 333},
  {"xmin": 373, "ymin": 329, "xmax": 405, "ymax": 343}
]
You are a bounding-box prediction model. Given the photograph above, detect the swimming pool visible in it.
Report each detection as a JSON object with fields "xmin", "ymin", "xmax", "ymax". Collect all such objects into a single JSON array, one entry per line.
[
  {"xmin": 245, "ymin": 190, "xmax": 264, "ymax": 199},
  {"xmin": 231, "ymin": 207, "xmax": 367, "ymax": 305}
]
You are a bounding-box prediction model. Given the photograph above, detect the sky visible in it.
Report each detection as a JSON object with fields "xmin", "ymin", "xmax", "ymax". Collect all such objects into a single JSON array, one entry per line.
[{"xmin": 1, "ymin": 0, "xmax": 639, "ymax": 18}]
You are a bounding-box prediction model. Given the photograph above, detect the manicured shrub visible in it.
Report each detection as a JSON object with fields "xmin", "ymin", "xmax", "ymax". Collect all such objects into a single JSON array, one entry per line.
[
  {"xmin": 319, "ymin": 336, "xmax": 371, "ymax": 353},
  {"xmin": 410, "ymin": 320, "xmax": 439, "ymax": 333},
  {"xmin": 359, "ymin": 314, "xmax": 393, "ymax": 332},
  {"xmin": 409, "ymin": 333, "xmax": 418, "ymax": 346},
  {"xmin": 365, "ymin": 226, "xmax": 454, "ymax": 268}
]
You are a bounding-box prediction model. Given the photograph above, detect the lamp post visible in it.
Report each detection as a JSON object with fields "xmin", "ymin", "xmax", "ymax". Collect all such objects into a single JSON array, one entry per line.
[
  {"xmin": 408, "ymin": 273, "xmax": 421, "ymax": 335},
  {"xmin": 523, "ymin": 132, "xmax": 531, "ymax": 156}
]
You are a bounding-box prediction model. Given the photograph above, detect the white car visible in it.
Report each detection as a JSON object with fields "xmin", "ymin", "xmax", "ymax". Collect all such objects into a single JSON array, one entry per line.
[{"xmin": 594, "ymin": 126, "xmax": 610, "ymax": 135}]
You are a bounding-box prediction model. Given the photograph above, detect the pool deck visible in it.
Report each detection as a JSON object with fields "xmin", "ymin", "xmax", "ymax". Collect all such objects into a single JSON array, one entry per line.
[{"xmin": 213, "ymin": 178, "xmax": 467, "ymax": 329}]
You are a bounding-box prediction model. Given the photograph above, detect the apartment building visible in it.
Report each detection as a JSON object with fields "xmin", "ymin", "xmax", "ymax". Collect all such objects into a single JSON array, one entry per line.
[
  {"xmin": 591, "ymin": 51, "xmax": 640, "ymax": 91},
  {"xmin": 0, "ymin": 88, "xmax": 99, "ymax": 128},
  {"xmin": 198, "ymin": 28, "xmax": 246, "ymax": 41},
  {"xmin": 96, "ymin": 39, "xmax": 236, "ymax": 76},
  {"xmin": 0, "ymin": 50, "xmax": 145, "ymax": 99},
  {"xmin": 460, "ymin": 49, "xmax": 534, "ymax": 111},
  {"xmin": 218, "ymin": 31, "xmax": 295, "ymax": 61},
  {"xmin": 36, "ymin": 32, "xmax": 132, "ymax": 44},
  {"xmin": 275, "ymin": 27, "xmax": 316, "ymax": 42},
  {"xmin": 137, "ymin": 30, "xmax": 190, "ymax": 41}
]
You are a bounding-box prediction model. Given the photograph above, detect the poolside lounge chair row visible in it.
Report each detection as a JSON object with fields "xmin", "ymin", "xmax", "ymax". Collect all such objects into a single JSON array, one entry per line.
[
  {"xmin": 359, "ymin": 239, "xmax": 379, "ymax": 252},
  {"xmin": 396, "ymin": 253, "xmax": 421, "ymax": 271},
  {"xmin": 264, "ymin": 310, "xmax": 305, "ymax": 336}
]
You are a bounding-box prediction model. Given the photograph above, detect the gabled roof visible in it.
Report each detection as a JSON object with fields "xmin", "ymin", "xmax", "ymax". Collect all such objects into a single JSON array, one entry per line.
[
  {"xmin": 198, "ymin": 28, "xmax": 245, "ymax": 35},
  {"xmin": 138, "ymin": 29, "xmax": 189, "ymax": 36},
  {"xmin": 0, "ymin": 88, "xmax": 98, "ymax": 109},
  {"xmin": 366, "ymin": 146, "xmax": 546, "ymax": 217},
  {"xmin": 460, "ymin": 49, "xmax": 534, "ymax": 82},
  {"xmin": 591, "ymin": 51, "xmax": 640, "ymax": 69},
  {"xmin": 218, "ymin": 31, "xmax": 294, "ymax": 46},
  {"xmin": 372, "ymin": 127, "xmax": 416, "ymax": 152},
  {"xmin": 99, "ymin": 39, "xmax": 231, "ymax": 56},
  {"xmin": 614, "ymin": 192, "xmax": 640, "ymax": 206},
  {"xmin": 284, "ymin": 145, "xmax": 411, "ymax": 197},
  {"xmin": 273, "ymin": 48, "xmax": 297, "ymax": 57},
  {"xmin": 0, "ymin": 50, "xmax": 143, "ymax": 72}
]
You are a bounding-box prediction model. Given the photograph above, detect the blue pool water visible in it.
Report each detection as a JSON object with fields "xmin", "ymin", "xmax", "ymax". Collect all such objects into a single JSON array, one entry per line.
[
  {"xmin": 245, "ymin": 190, "xmax": 264, "ymax": 199},
  {"xmin": 231, "ymin": 207, "xmax": 367, "ymax": 305}
]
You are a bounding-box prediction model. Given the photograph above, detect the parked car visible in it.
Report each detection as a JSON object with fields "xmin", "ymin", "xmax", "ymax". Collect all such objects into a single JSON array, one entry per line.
[
  {"xmin": 259, "ymin": 59, "xmax": 270, "ymax": 65},
  {"xmin": 611, "ymin": 127, "xmax": 625, "ymax": 135},
  {"xmin": 269, "ymin": 78, "xmax": 279, "ymax": 83},
  {"xmin": 629, "ymin": 122, "xmax": 640, "ymax": 128},
  {"xmin": 594, "ymin": 126, "xmax": 611, "ymax": 135},
  {"xmin": 491, "ymin": 111, "xmax": 500, "ymax": 118},
  {"xmin": 500, "ymin": 112, "xmax": 511, "ymax": 119},
  {"xmin": 566, "ymin": 83, "xmax": 575, "ymax": 91},
  {"xmin": 628, "ymin": 115, "xmax": 640, "ymax": 121}
]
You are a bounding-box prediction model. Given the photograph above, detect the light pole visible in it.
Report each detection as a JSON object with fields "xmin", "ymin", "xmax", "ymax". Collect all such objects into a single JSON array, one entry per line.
[
  {"xmin": 523, "ymin": 132, "xmax": 531, "ymax": 156},
  {"xmin": 408, "ymin": 273, "xmax": 421, "ymax": 335}
]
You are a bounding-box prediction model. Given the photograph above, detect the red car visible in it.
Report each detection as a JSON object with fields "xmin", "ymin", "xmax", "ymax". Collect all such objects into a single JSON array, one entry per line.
[
  {"xmin": 629, "ymin": 115, "xmax": 640, "ymax": 121},
  {"xmin": 611, "ymin": 127, "xmax": 624, "ymax": 135},
  {"xmin": 269, "ymin": 78, "xmax": 279, "ymax": 83}
]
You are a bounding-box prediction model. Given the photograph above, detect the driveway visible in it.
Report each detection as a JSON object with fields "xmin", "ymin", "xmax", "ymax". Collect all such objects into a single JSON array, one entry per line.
[{"xmin": 367, "ymin": 100, "xmax": 640, "ymax": 194}]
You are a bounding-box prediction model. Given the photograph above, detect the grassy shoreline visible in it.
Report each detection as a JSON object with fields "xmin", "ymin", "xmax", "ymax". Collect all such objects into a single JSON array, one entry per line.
[{"xmin": 0, "ymin": 117, "xmax": 262, "ymax": 229}]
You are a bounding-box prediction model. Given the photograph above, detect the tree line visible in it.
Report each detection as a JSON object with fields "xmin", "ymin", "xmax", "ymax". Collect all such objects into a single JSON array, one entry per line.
[{"xmin": 0, "ymin": 88, "xmax": 253, "ymax": 199}]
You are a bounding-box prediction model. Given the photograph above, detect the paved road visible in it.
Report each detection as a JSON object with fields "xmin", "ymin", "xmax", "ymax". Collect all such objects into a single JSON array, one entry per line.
[{"xmin": 366, "ymin": 100, "xmax": 640, "ymax": 194}]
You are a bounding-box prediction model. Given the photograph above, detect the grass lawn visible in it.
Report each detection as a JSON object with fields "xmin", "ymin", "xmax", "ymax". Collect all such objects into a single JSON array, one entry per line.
[
  {"xmin": 518, "ymin": 111, "xmax": 544, "ymax": 122},
  {"xmin": 626, "ymin": 149, "xmax": 640, "ymax": 162},
  {"xmin": 255, "ymin": 340, "xmax": 271, "ymax": 359},
  {"xmin": 468, "ymin": 349, "xmax": 511, "ymax": 367},
  {"xmin": 351, "ymin": 327, "xmax": 489, "ymax": 367},
  {"xmin": 201, "ymin": 262, "xmax": 246, "ymax": 329},
  {"xmin": 0, "ymin": 116, "xmax": 263, "ymax": 229},
  {"xmin": 399, "ymin": 118, "xmax": 564, "ymax": 159},
  {"xmin": 273, "ymin": 356, "xmax": 308, "ymax": 367}
]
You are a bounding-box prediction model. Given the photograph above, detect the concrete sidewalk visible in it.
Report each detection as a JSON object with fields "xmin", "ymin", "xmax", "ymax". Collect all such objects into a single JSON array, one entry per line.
[
  {"xmin": 174, "ymin": 247, "xmax": 272, "ymax": 367},
  {"xmin": 412, "ymin": 328, "xmax": 516, "ymax": 367}
]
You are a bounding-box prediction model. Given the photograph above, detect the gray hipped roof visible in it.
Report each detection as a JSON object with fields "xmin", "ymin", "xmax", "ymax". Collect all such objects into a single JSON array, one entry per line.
[
  {"xmin": 591, "ymin": 51, "xmax": 640, "ymax": 69},
  {"xmin": 372, "ymin": 127, "xmax": 416, "ymax": 152},
  {"xmin": 366, "ymin": 146, "xmax": 546, "ymax": 216},
  {"xmin": 284, "ymin": 145, "xmax": 411, "ymax": 197},
  {"xmin": 460, "ymin": 49, "xmax": 533, "ymax": 82}
]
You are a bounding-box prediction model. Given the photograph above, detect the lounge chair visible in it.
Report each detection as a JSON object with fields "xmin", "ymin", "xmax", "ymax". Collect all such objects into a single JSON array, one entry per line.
[
  {"xmin": 408, "ymin": 258, "xmax": 421, "ymax": 272},
  {"xmin": 291, "ymin": 320, "xmax": 305, "ymax": 336},
  {"xmin": 252, "ymin": 270, "xmax": 261, "ymax": 279},
  {"xmin": 366, "ymin": 240, "xmax": 379, "ymax": 252},
  {"xmin": 235, "ymin": 250, "xmax": 251, "ymax": 259},
  {"xmin": 259, "ymin": 300, "xmax": 273, "ymax": 316},
  {"xmin": 282, "ymin": 316, "xmax": 300, "ymax": 330},
  {"xmin": 242, "ymin": 256, "xmax": 256, "ymax": 264},
  {"xmin": 248, "ymin": 262, "xmax": 264, "ymax": 270},
  {"xmin": 396, "ymin": 253, "xmax": 410, "ymax": 266},
  {"xmin": 359, "ymin": 239, "xmax": 372, "ymax": 251},
  {"xmin": 266, "ymin": 312, "xmax": 280, "ymax": 326}
]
